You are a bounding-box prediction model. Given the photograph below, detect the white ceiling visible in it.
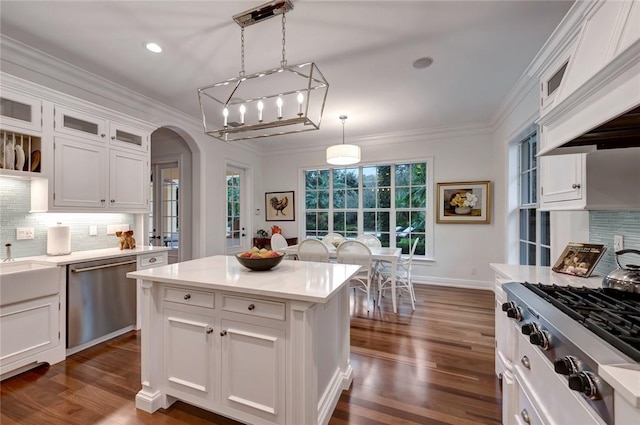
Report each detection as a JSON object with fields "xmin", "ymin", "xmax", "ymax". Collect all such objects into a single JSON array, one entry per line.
[{"xmin": 0, "ymin": 1, "xmax": 573, "ymax": 149}]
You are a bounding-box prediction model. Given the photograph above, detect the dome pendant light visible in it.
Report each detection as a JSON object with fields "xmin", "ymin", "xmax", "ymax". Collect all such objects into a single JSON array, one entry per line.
[{"xmin": 326, "ymin": 115, "xmax": 361, "ymax": 165}]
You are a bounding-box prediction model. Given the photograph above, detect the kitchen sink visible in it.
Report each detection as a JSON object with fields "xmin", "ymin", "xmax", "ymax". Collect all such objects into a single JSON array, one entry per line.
[{"xmin": 0, "ymin": 261, "xmax": 62, "ymax": 307}]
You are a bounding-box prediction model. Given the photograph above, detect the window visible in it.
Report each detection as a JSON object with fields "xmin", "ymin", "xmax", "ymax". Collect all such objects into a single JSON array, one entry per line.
[
  {"xmin": 518, "ymin": 132, "xmax": 550, "ymax": 266},
  {"xmin": 304, "ymin": 162, "xmax": 429, "ymax": 256}
]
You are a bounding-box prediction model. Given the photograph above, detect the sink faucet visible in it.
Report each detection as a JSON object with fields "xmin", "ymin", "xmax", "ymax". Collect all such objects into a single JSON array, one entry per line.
[{"xmin": 3, "ymin": 243, "xmax": 14, "ymax": 262}]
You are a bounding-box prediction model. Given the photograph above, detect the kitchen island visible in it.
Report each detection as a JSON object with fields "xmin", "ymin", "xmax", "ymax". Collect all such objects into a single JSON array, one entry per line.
[{"xmin": 127, "ymin": 255, "xmax": 360, "ymax": 425}]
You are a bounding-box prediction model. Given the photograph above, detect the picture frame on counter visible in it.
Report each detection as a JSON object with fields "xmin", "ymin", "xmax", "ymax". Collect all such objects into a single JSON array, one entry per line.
[
  {"xmin": 265, "ymin": 191, "xmax": 295, "ymax": 221},
  {"xmin": 552, "ymin": 242, "xmax": 606, "ymax": 278},
  {"xmin": 436, "ymin": 181, "xmax": 491, "ymax": 224}
]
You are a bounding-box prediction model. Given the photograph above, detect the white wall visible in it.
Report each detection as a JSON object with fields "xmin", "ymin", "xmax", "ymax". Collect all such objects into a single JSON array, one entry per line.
[{"xmin": 259, "ymin": 128, "xmax": 500, "ymax": 289}]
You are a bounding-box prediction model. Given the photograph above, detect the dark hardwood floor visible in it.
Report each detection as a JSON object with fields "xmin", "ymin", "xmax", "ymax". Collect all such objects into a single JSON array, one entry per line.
[{"xmin": 0, "ymin": 285, "xmax": 501, "ymax": 425}]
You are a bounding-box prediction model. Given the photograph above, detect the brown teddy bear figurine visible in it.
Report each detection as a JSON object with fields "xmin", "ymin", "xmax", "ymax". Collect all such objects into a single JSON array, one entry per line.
[{"xmin": 116, "ymin": 230, "xmax": 136, "ymax": 250}]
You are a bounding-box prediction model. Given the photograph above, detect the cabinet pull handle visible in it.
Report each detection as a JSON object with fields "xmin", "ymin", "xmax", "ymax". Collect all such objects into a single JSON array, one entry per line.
[
  {"xmin": 148, "ymin": 257, "xmax": 157, "ymax": 263},
  {"xmin": 220, "ymin": 330, "xmax": 227, "ymax": 337},
  {"xmin": 572, "ymin": 183, "xmax": 581, "ymax": 189},
  {"xmin": 521, "ymin": 356, "xmax": 531, "ymax": 369},
  {"xmin": 520, "ymin": 409, "xmax": 531, "ymax": 424},
  {"xmin": 248, "ymin": 304, "xmax": 256, "ymax": 311},
  {"xmin": 205, "ymin": 326, "xmax": 213, "ymax": 334},
  {"xmin": 184, "ymin": 294, "xmax": 191, "ymax": 300},
  {"xmin": 100, "ymin": 199, "xmax": 106, "ymax": 203},
  {"xmin": 110, "ymin": 199, "xmax": 115, "ymax": 203}
]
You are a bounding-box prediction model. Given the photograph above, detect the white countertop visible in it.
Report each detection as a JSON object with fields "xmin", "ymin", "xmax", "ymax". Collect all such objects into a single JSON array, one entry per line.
[
  {"xmin": 128, "ymin": 255, "xmax": 361, "ymax": 304},
  {"xmin": 489, "ymin": 263, "xmax": 604, "ymax": 289},
  {"xmin": 599, "ymin": 364, "xmax": 640, "ymax": 408},
  {"xmin": 16, "ymin": 246, "xmax": 171, "ymax": 266}
]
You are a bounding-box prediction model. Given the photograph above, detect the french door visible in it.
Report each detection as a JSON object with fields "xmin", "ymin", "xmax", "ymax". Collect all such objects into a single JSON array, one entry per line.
[
  {"xmin": 149, "ymin": 161, "xmax": 180, "ymax": 263},
  {"xmin": 226, "ymin": 165, "xmax": 247, "ymax": 254}
]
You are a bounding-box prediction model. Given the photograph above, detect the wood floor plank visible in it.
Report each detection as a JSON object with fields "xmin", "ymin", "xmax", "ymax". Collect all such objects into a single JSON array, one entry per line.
[{"xmin": 0, "ymin": 284, "xmax": 501, "ymax": 424}]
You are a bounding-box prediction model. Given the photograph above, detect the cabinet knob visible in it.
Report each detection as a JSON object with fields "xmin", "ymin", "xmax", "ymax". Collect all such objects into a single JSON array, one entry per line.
[
  {"xmin": 572, "ymin": 183, "xmax": 581, "ymax": 189},
  {"xmin": 205, "ymin": 326, "xmax": 213, "ymax": 334},
  {"xmin": 520, "ymin": 409, "xmax": 531, "ymax": 424},
  {"xmin": 520, "ymin": 356, "xmax": 531, "ymax": 370},
  {"xmin": 184, "ymin": 293, "xmax": 191, "ymax": 300},
  {"xmin": 220, "ymin": 330, "xmax": 227, "ymax": 337},
  {"xmin": 110, "ymin": 199, "xmax": 115, "ymax": 203},
  {"xmin": 248, "ymin": 304, "xmax": 256, "ymax": 311},
  {"xmin": 100, "ymin": 199, "xmax": 106, "ymax": 203},
  {"xmin": 101, "ymin": 133, "xmax": 105, "ymax": 138},
  {"xmin": 111, "ymin": 136, "xmax": 116, "ymax": 140}
]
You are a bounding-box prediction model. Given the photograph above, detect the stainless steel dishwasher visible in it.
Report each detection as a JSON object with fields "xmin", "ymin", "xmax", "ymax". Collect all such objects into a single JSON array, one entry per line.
[{"xmin": 67, "ymin": 255, "xmax": 137, "ymax": 353}]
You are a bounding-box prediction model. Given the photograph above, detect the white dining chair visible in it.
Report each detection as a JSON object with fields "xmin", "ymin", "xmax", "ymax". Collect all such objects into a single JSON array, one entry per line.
[
  {"xmin": 322, "ymin": 233, "xmax": 345, "ymax": 248},
  {"xmin": 356, "ymin": 234, "xmax": 382, "ymax": 248},
  {"xmin": 377, "ymin": 237, "xmax": 419, "ymax": 310},
  {"xmin": 296, "ymin": 239, "xmax": 330, "ymax": 262},
  {"xmin": 271, "ymin": 233, "xmax": 296, "ymax": 259},
  {"xmin": 336, "ymin": 240, "xmax": 374, "ymax": 311}
]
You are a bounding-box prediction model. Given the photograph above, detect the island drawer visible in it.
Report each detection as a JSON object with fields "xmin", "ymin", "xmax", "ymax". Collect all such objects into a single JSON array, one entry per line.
[
  {"xmin": 138, "ymin": 252, "xmax": 167, "ymax": 269},
  {"xmin": 222, "ymin": 295, "xmax": 285, "ymax": 321},
  {"xmin": 164, "ymin": 287, "xmax": 215, "ymax": 309}
]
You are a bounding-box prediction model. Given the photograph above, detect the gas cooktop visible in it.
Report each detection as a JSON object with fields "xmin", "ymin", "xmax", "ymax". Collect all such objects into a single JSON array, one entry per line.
[{"xmin": 522, "ymin": 283, "xmax": 640, "ymax": 362}]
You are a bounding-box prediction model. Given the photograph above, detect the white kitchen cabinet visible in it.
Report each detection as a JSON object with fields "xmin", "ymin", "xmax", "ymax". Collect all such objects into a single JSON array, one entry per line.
[
  {"xmin": 163, "ymin": 305, "xmax": 216, "ymax": 404},
  {"xmin": 0, "ymin": 88, "xmax": 42, "ymax": 132},
  {"xmin": 54, "ymin": 105, "xmax": 106, "ymax": 143},
  {"xmin": 53, "ymin": 136, "xmax": 107, "ymax": 208},
  {"xmin": 159, "ymin": 286, "xmax": 286, "ymax": 425},
  {"xmin": 0, "ymin": 265, "xmax": 65, "ymax": 380},
  {"xmin": 109, "ymin": 121, "xmax": 148, "ymax": 153},
  {"xmin": 50, "ymin": 136, "xmax": 149, "ymax": 212},
  {"xmin": 109, "ymin": 148, "xmax": 149, "ymax": 210},
  {"xmin": 539, "ymin": 148, "xmax": 640, "ymax": 211},
  {"xmin": 220, "ymin": 319, "xmax": 285, "ymax": 424}
]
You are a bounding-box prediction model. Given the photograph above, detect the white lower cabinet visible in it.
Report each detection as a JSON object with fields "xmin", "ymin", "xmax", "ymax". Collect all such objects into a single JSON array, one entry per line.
[
  {"xmin": 161, "ymin": 288, "xmax": 286, "ymax": 425},
  {"xmin": 220, "ymin": 319, "xmax": 285, "ymax": 424},
  {"xmin": 164, "ymin": 306, "xmax": 216, "ymax": 404}
]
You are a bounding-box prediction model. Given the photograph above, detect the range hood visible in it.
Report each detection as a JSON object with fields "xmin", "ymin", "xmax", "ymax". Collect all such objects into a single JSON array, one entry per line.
[
  {"xmin": 550, "ymin": 105, "xmax": 640, "ymax": 153},
  {"xmin": 536, "ymin": 1, "xmax": 640, "ymax": 156}
]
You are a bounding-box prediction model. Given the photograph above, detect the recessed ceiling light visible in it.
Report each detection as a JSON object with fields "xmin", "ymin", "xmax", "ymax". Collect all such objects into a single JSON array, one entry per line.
[
  {"xmin": 145, "ymin": 42, "xmax": 162, "ymax": 53},
  {"xmin": 412, "ymin": 57, "xmax": 433, "ymax": 69}
]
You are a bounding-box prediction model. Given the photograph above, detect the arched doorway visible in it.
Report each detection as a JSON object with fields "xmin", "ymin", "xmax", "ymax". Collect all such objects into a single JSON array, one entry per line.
[{"xmin": 149, "ymin": 127, "xmax": 194, "ymax": 263}]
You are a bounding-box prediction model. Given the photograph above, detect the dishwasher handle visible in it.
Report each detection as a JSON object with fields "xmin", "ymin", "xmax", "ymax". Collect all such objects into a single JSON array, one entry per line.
[{"xmin": 71, "ymin": 259, "xmax": 137, "ymax": 273}]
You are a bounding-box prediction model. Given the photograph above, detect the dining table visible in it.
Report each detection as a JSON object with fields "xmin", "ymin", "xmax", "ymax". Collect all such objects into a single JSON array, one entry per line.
[{"xmin": 281, "ymin": 244, "xmax": 403, "ymax": 313}]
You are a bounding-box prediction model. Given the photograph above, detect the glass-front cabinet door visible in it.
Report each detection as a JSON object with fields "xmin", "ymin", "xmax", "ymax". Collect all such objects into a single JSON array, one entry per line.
[
  {"xmin": 54, "ymin": 105, "xmax": 106, "ymax": 143},
  {"xmin": 109, "ymin": 121, "xmax": 148, "ymax": 152},
  {"xmin": 0, "ymin": 89, "xmax": 42, "ymax": 132}
]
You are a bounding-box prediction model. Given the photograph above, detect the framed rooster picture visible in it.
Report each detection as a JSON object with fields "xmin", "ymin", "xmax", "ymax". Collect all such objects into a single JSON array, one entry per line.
[{"xmin": 265, "ymin": 191, "xmax": 295, "ymax": 221}]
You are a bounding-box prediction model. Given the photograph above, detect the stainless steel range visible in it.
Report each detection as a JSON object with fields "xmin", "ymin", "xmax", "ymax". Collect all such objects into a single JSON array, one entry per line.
[{"xmin": 502, "ymin": 282, "xmax": 640, "ymax": 425}]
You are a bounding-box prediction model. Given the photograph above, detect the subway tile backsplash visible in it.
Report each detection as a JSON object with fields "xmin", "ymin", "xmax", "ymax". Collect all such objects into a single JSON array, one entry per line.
[
  {"xmin": 589, "ymin": 211, "xmax": 640, "ymax": 276},
  {"xmin": 1, "ymin": 178, "xmax": 135, "ymax": 259}
]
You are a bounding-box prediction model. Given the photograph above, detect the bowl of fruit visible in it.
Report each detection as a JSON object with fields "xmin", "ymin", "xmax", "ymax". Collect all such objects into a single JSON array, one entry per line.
[{"xmin": 236, "ymin": 247, "xmax": 285, "ymax": 271}]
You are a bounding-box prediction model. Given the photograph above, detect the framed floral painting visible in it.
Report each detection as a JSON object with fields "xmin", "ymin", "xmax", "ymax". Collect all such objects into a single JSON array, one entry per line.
[{"xmin": 436, "ymin": 181, "xmax": 491, "ymax": 224}]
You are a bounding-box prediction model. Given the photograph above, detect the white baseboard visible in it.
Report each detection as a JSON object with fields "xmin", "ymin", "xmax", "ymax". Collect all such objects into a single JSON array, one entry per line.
[{"xmin": 412, "ymin": 276, "xmax": 494, "ymax": 291}]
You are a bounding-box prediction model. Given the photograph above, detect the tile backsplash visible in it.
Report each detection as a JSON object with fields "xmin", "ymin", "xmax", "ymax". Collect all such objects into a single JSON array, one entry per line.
[
  {"xmin": 0, "ymin": 178, "xmax": 135, "ymax": 259},
  {"xmin": 589, "ymin": 211, "xmax": 640, "ymax": 276}
]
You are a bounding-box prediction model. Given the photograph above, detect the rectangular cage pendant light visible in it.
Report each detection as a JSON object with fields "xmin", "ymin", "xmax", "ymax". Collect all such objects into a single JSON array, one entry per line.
[{"xmin": 197, "ymin": 0, "xmax": 329, "ymax": 142}]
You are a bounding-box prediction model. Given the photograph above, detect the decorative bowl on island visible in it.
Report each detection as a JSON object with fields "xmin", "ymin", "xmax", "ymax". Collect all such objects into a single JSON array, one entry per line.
[{"xmin": 235, "ymin": 249, "xmax": 285, "ymax": 271}]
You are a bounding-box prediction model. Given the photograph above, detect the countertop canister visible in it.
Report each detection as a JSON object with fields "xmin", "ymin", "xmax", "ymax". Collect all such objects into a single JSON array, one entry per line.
[{"xmin": 47, "ymin": 223, "xmax": 71, "ymax": 256}]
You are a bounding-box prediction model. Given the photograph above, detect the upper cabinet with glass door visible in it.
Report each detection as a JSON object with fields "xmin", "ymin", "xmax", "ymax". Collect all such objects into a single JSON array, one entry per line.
[
  {"xmin": 0, "ymin": 88, "xmax": 42, "ymax": 132},
  {"xmin": 54, "ymin": 105, "xmax": 107, "ymax": 143},
  {"xmin": 109, "ymin": 121, "xmax": 148, "ymax": 153}
]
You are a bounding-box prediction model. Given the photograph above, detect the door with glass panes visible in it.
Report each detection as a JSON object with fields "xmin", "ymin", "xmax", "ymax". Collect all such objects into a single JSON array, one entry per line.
[
  {"xmin": 225, "ymin": 166, "xmax": 247, "ymax": 254},
  {"xmin": 149, "ymin": 162, "xmax": 180, "ymax": 263}
]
